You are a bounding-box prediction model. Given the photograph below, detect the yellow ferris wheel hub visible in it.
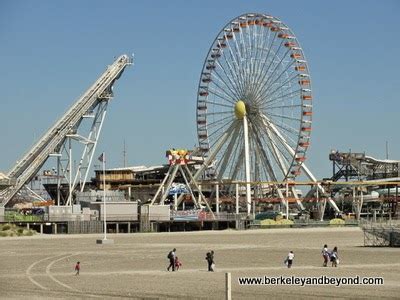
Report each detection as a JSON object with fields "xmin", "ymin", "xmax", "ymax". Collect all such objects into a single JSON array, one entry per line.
[{"xmin": 234, "ymin": 100, "xmax": 246, "ymax": 119}]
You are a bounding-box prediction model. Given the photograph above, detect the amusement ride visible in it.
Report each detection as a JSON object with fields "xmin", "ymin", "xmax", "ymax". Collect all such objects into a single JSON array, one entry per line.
[{"xmin": 194, "ymin": 13, "xmax": 339, "ymax": 215}]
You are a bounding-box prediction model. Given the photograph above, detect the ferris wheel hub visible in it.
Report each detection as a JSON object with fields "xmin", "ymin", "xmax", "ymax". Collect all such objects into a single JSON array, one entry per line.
[{"xmin": 234, "ymin": 100, "xmax": 247, "ymax": 119}]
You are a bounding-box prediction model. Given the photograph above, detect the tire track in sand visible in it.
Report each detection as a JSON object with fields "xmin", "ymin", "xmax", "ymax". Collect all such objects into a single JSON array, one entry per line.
[
  {"xmin": 45, "ymin": 253, "xmax": 80, "ymax": 292},
  {"xmin": 45, "ymin": 252, "xmax": 102, "ymax": 298},
  {"xmin": 26, "ymin": 254, "xmax": 64, "ymax": 290}
]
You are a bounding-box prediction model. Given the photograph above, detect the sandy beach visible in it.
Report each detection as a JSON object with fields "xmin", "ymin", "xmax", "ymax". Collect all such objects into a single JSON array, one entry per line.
[{"xmin": 0, "ymin": 227, "xmax": 399, "ymax": 299}]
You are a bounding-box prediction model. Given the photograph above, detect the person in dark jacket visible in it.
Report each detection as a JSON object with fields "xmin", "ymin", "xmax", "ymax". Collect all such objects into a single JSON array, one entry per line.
[
  {"xmin": 167, "ymin": 248, "xmax": 176, "ymax": 271},
  {"xmin": 205, "ymin": 250, "xmax": 215, "ymax": 272}
]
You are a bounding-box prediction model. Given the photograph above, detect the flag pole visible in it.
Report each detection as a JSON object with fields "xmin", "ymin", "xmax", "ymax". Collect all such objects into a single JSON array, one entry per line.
[
  {"xmin": 103, "ymin": 152, "xmax": 107, "ymax": 240},
  {"xmin": 97, "ymin": 152, "xmax": 113, "ymax": 244}
]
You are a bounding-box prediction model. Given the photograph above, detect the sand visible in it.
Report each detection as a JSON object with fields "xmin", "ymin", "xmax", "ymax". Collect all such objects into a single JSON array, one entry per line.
[{"xmin": 0, "ymin": 227, "xmax": 399, "ymax": 299}]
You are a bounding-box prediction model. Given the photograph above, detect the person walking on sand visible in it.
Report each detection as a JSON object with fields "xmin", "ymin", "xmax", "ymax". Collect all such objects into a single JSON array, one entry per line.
[
  {"xmin": 322, "ymin": 244, "xmax": 329, "ymax": 267},
  {"xmin": 167, "ymin": 248, "xmax": 176, "ymax": 272},
  {"xmin": 75, "ymin": 261, "xmax": 80, "ymax": 275},
  {"xmin": 330, "ymin": 246, "xmax": 339, "ymax": 267},
  {"xmin": 285, "ymin": 251, "xmax": 295, "ymax": 268},
  {"xmin": 205, "ymin": 250, "xmax": 215, "ymax": 272}
]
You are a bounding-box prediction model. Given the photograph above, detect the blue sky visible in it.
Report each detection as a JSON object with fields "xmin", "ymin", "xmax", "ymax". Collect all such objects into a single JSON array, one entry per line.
[{"xmin": 0, "ymin": 0, "xmax": 399, "ymax": 180}]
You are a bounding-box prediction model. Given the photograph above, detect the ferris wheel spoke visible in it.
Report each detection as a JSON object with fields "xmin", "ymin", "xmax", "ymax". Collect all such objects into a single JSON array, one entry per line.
[
  {"xmin": 262, "ymin": 122, "xmax": 295, "ymax": 164},
  {"xmin": 264, "ymin": 117, "xmax": 301, "ymax": 173},
  {"xmin": 215, "ymin": 125, "xmax": 242, "ymax": 180},
  {"xmin": 207, "ymin": 87, "xmax": 236, "ymax": 105},
  {"xmin": 206, "ymin": 111, "xmax": 233, "ymax": 117},
  {"xmin": 238, "ymin": 28, "xmax": 253, "ymax": 90},
  {"xmin": 208, "ymin": 84, "xmax": 237, "ymax": 106},
  {"xmin": 266, "ymin": 104, "xmax": 303, "ymax": 110},
  {"xmin": 248, "ymin": 32, "xmax": 263, "ymax": 96},
  {"xmin": 214, "ymin": 58, "xmax": 244, "ymax": 99},
  {"xmin": 257, "ymin": 123, "xmax": 296, "ymax": 177},
  {"xmin": 262, "ymin": 118, "xmax": 298, "ymax": 146},
  {"xmin": 205, "ymin": 100, "xmax": 234, "ymax": 109},
  {"xmin": 246, "ymin": 26, "xmax": 274, "ymax": 95},
  {"xmin": 227, "ymin": 141, "xmax": 243, "ymax": 182},
  {"xmin": 230, "ymin": 29, "xmax": 247, "ymax": 91},
  {"xmin": 253, "ymin": 48, "xmax": 291, "ymax": 105},
  {"xmin": 260, "ymin": 89, "xmax": 302, "ymax": 108},
  {"xmin": 264, "ymin": 112, "xmax": 302, "ymax": 122},
  {"xmin": 215, "ymin": 42, "xmax": 241, "ymax": 94},
  {"xmin": 218, "ymin": 48, "xmax": 245, "ymax": 97},
  {"xmin": 256, "ymin": 61, "xmax": 297, "ymax": 104},
  {"xmin": 261, "ymin": 114, "xmax": 298, "ymax": 149},
  {"xmin": 205, "ymin": 114, "xmax": 233, "ymax": 129},
  {"xmin": 236, "ymin": 30, "xmax": 253, "ymax": 96},
  {"xmin": 210, "ymin": 73, "xmax": 241, "ymax": 102},
  {"xmin": 249, "ymin": 23, "xmax": 257, "ymax": 82},
  {"xmin": 250, "ymin": 24, "xmax": 270, "ymax": 95},
  {"xmin": 233, "ymin": 29, "xmax": 252, "ymax": 96},
  {"xmin": 227, "ymin": 143, "xmax": 245, "ymax": 183},
  {"xmin": 255, "ymin": 119, "xmax": 292, "ymax": 175},
  {"xmin": 248, "ymin": 32, "xmax": 283, "ymax": 98},
  {"xmin": 211, "ymin": 71, "xmax": 242, "ymax": 101},
  {"xmin": 261, "ymin": 50, "xmax": 293, "ymax": 88},
  {"xmin": 250, "ymin": 128, "xmax": 278, "ymax": 181},
  {"xmin": 270, "ymin": 123, "xmax": 298, "ymax": 147},
  {"xmin": 249, "ymin": 24, "xmax": 270, "ymax": 94},
  {"xmin": 246, "ymin": 25, "xmax": 257, "ymax": 91},
  {"xmin": 249, "ymin": 27, "xmax": 275, "ymax": 94},
  {"xmin": 223, "ymin": 47, "xmax": 246, "ymax": 97},
  {"xmin": 207, "ymin": 125, "xmax": 236, "ymax": 147},
  {"xmin": 261, "ymin": 71, "xmax": 299, "ymax": 103},
  {"xmin": 265, "ymin": 59, "xmax": 297, "ymax": 92},
  {"xmin": 219, "ymin": 136, "xmax": 243, "ymax": 184},
  {"xmin": 262, "ymin": 81, "xmax": 299, "ymax": 105}
]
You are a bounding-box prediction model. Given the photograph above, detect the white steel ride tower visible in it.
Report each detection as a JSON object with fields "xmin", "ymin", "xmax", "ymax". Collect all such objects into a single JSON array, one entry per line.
[{"xmin": 0, "ymin": 55, "xmax": 133, "ymax": 207}]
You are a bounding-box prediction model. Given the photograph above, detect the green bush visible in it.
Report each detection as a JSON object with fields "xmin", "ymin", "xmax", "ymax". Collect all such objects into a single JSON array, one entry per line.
[
  {"xmin": 2, "ymin": 224, "xmax": 11, "ymax": 231},
  {"xmin": 275, "ymin": 219, "xmax": 294, "ymax": 225},
  {"xmin": 25, "ymin": 230, "xmax": 35, "ymax": 236},
  {"xmin": 260, "ymin": 219, "xmax": 277, "ymax": 226},
  {"xmin": 0, "ymin": 223, "xmax": 36, "ymax": 237},
  {"xmin": 329, "ymin": 218, "xmax": 345, "ymax": 226}
]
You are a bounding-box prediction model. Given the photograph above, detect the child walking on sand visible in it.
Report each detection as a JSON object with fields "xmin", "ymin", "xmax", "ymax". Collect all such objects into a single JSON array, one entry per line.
[
  {"xmin": 75, "ymin": 261, "xmax": 80, "ymax": 275},
  {"xmin": 175, "ymin": 256, "xmax": 182, "ymax": 271}
]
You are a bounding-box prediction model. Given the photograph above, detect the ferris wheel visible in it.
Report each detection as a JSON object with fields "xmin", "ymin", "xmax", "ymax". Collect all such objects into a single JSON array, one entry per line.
[{"xmin": 196, "ymin": 13, "xmax": 312, "ymax": 191}]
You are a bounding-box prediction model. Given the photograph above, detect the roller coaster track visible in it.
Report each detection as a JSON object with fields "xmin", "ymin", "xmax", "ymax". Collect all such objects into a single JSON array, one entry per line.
[{"xmin": 0, "ymin": 55, "xmax": 132, "ymax": 207}]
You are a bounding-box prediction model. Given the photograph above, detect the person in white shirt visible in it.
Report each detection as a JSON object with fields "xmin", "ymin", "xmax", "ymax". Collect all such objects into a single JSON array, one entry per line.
[
  {"xmin": 322, "ymin": 244, "xmax": 329, "ymax": 267},
  {"xmin": 286, "ymin": 251, "xmax": 295, "ymax": 268}
]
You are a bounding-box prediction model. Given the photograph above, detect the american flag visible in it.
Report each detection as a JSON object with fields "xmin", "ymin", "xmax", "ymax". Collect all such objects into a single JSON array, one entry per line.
[{"xmin": 98, "ymin": 152, "xmax": 105, "ymax": 163}]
